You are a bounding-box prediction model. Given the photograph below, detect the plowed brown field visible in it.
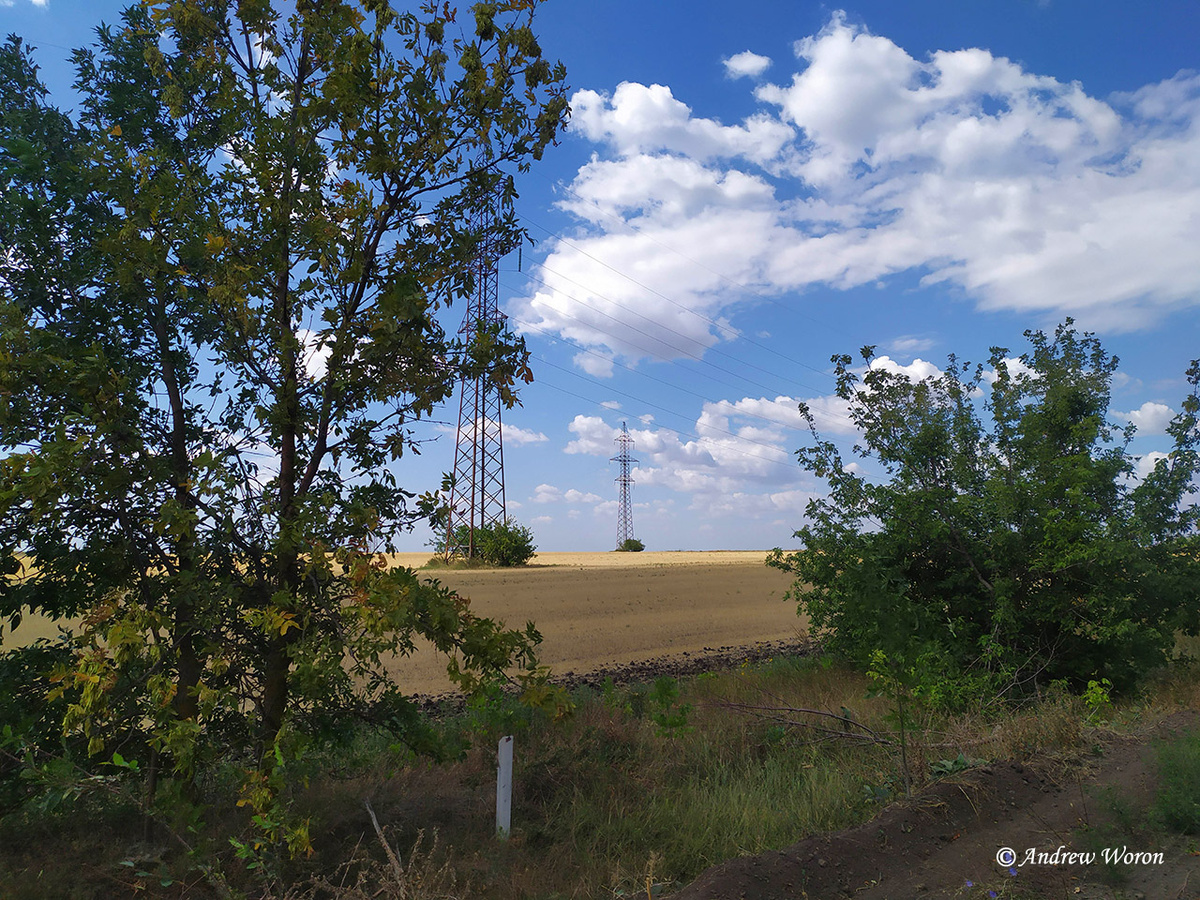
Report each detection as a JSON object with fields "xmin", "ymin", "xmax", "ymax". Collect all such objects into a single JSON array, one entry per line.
[{"xmin": 387, "ymin": 551, "xmax": 806, "ymax": 694}]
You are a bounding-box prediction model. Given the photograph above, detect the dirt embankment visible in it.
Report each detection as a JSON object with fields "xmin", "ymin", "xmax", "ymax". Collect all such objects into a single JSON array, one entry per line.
[{"xmin": 676, "ymin": 711, "xmax": 1200, "ymax": 900}]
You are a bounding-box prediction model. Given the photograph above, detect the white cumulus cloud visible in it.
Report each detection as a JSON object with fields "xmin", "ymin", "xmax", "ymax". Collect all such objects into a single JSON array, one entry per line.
[
  {"xmin": 724, "ymin": 50, "xmax": 773, "ymax": 80},
  {"xmin": 514, "ymin": 11, "xmax": 1200, "ymax": 370},
  {"xmin": 502, "ymin": 423, "xmax": 550, "ymax": 446},
  {"xmin": 1112, "ymin": 401, "xmax": 1176, "ymax": 435},
  {"xmin": 889, "ymin": 335, "xmax": 937, "ymax": 354}
]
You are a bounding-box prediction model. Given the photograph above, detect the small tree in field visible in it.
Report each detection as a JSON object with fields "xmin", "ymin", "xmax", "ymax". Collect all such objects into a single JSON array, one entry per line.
[
  {"xmin": 0, "ymin": 0, "xmax": 568, "ymax": 848},
  {"xmin": 769, "ymin": 323, "xmax": 1200, "ymax": 702}
]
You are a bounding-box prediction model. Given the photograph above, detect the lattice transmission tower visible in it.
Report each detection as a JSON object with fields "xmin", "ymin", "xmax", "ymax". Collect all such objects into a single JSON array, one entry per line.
[
  {"xmin": 444, "ymin": 180, "xmax": 512, "ymax": 559},
  {"xmin": 611, "ymin": 422, "xmax": 637, "ymax": 549}
]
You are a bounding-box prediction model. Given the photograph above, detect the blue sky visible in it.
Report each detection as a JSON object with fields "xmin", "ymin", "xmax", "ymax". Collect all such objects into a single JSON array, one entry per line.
[{"xmin": 5, "ymin": 0, "xmax": 1199, "ymax": 552}]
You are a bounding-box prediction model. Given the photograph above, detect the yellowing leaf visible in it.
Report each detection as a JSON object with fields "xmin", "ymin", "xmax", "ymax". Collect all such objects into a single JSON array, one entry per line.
[{"xmin": 277, "ymin": 611, "xmax": 299, "ymax": 635}]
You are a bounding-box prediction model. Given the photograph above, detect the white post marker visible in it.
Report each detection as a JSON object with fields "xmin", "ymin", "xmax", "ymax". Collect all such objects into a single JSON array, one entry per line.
[{"xmin": 496, "ymin": 734, "xmax": 513, "ymax": 840}]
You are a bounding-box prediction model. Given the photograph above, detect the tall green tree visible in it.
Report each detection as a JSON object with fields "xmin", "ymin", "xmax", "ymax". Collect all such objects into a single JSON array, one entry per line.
[
  {"xmin": 769, "ymin": 323, "xmax": 1200, "ymax": 700},
  {"xmin": 0, "ymin": 0, "xmax": 569, "ymax": 790}
]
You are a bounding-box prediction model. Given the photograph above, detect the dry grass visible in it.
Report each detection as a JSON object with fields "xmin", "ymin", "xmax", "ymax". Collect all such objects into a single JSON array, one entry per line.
[{"xmin": 5, "ymin": 646, "xmax": 1200, "ymax": 900}]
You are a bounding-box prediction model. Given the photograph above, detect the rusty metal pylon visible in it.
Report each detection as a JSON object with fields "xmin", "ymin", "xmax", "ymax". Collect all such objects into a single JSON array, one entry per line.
[{"xmin": 445, "ymin": 179, "xmax": 509, "ymax": 559}]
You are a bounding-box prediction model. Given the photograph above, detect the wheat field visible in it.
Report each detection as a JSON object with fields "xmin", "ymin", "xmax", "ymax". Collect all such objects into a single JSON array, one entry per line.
[{"xmin": 4, "ymin": 552, "xmax": 806, "ymax": 695}]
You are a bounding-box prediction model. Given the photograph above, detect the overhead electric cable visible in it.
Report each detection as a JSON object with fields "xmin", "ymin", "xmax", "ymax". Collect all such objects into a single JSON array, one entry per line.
[
  {"xmin": 509, "ymin": 308, "xmax": 800, "ymax": 423},
  {"xmin": 528, "ymin": 353, "xmax": 805, "ymax": 470},
  {"xmin": 522, "ymin": 225, "xmax": 835, "ymax": 388},
  {"xmin": 528, "ymin": 374, "xmax": 803, "ymax": 475},
  {"xmin": 510, "ymin": 267, "xmax": 833, "ymax": 401},
  {"xmin": 521, "ymin": 212, "xmax": 842, "ymax": 383},
  {"xmin": 503, "ymin": 269, "xmax": 860, "ymax": 432},
  {"xmin": 504, "ymin": 295, "xmax": 858, "ymax": 435},
  {"xmin": 527, "ymin": 168, "xmax": 854, "ymax": 345}
]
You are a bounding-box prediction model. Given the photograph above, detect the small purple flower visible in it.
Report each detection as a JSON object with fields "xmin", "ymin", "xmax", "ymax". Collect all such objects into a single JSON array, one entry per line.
[
  {"xmin": 989, "ymin": 892, "xmax": 997, "ymax": 898},
  {"xmin": 1008, "ymin": 867, "xmax": 1018, "ymax": 877},
  {"xmin": 965, "ymin": 881, "xmax": 974, "ymax": 889}
]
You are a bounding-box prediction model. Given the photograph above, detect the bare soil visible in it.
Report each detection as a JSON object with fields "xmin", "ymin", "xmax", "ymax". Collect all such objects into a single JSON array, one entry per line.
[
  {"xmin": 675, "ymin": 711, "xmax": 1200, "ymax": 900},
  {"xmin": 383, "ymin": 551, "xmax": 804, "ymax": 696}
]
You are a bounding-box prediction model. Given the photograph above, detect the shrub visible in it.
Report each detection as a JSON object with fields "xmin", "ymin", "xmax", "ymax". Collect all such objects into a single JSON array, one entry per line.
[
  {"xmin": 449, "ymin": 521, "xmax": 537, "ymax": 567},
  {"xmin": 769, "ymin": 322, "xmax": 1200, "ymax": 699},
  {"xmin": 617, "ymin": 538, "xmax": 645, "ymax": 552}
]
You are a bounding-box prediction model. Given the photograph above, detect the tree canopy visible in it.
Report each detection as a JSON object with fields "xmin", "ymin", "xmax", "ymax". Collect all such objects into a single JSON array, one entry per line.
[
  {"xmin": 0, "ymin": 0, "xmax": 570, "ymax": 820},
  {"xmin": 769, "ymin": 323, "xmax": 1200, "ymax": 703}
]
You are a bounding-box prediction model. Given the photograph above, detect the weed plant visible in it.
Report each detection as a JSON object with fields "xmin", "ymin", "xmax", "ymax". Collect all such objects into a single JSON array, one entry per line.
[
  {"xmin": 1153, "ymin": 727, "xmax": 1200, "ymax": 833},
  {"xmin": 4, "ymin": 651, "xmax": 1196, "ymax": 899}
]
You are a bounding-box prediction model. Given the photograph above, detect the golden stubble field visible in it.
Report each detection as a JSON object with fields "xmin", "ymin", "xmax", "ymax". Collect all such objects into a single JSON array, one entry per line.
[
  {"xmin": 5, "ymin": 552, "xmax": 807, "ymax": 695},
  {"xmin": 388, "ymin": 550, "xmax": 806, "ymax": 694}
]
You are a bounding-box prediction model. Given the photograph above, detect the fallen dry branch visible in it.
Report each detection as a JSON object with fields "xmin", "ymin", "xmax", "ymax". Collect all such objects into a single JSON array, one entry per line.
[{"xmin": 717, "ymin": 700, "xmax": 891, "ymax": 745}]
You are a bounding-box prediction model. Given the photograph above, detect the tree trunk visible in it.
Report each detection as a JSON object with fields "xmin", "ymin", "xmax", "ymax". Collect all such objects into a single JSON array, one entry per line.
[{"xmin": 152, "ymin": 309, "xmax": 202, "ymax": 724}]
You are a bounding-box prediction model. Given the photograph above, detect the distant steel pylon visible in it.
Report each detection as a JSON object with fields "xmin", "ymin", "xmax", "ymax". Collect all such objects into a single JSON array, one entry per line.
[
  {"xmin": 612, "ymin": 422, "xmax": 637, "ymax": 548},
  {"xmin": 445, "ymin": 175, "xmax": 511, "ymax": 559}
]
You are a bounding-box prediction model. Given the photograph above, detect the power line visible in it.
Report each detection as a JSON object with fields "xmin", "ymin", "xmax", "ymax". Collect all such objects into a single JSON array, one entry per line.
[
  {"xmin": 523, "ymin": 169, "xmax": 856, "ymax": 347},
  {"xmin": 527, "ymin": 354, "xmax": 803, "ymax": 474},
  {"xmin": 509, "ymin": 266, "xmax": 840, "ymax": 402},
  {"xmin": 506, "ymin": 301, "xmax": 856, "ymax": 437},
  {"xmin": 500, "ymin": 268, "xmax": 861, "ymax": 435},
  {"xmin": 521, "ymin": 216, "xmax": 839, "ymax": 386}
]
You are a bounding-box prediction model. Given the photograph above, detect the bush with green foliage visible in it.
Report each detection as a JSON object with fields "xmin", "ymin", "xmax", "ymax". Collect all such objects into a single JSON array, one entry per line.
[
  {"xmin": 769, "ymin": 322, "xmax": 1200, "ymax": 699},
  {"xmin": 0, "ymin": 640, "xmax": 75, "ymax": 810},
  {"xmin": 618, "ymin": 538, "xmax": 645, "ymax": 552},
  {"xmin": 448, "ymin": 521, "xmax": 537, "ymax": 567},
  {"xmin": 475, "ymin": 520, "xmax": 538, "ymax": 567}
]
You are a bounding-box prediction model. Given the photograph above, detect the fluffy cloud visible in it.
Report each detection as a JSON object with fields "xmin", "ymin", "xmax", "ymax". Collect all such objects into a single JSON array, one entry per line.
[
  {"xmin": 559, "ymin": 357, "xmax": 949, "ymax": 505},
  {"xmin": 1133, "ymin": 451, "xmax": 1170, "ymax": 483},
  {"xmin": 868, "ymin": 355, "xmax": 944, "ymax": 382},
  {"xmin": 559, "ymin": 409, "xmax": 840, "ymax": 542},
  {"xmin": 570, "ymin": 82, "xmax": 796, "ymax": 164},
  {"xmin": 1112, "ymin": 401, "xmax": 1177, "ymax": 435},
  {"xmin": 502, "ymin": 423, "xmax": 550, "ymax": 446},
  {"xmin": 981, "ymin": 356, "xmax": 1039, "ymax": 385},
  {"xmin": 531, "ymin": 482, "xmax": 604, "ymax": 504},
  {"xmin": 440, "ymin": 420, "xmax": 548, "ymax": 447},
  {"xmin": 535, "ymin": 487, "xmax": 604, "ymax": 508},
  {"xmin": 724, "ymin": 51, "xmax": 772, "ymax": 80},
  {"xmin": 532, "ymin": 483, "xmax": 562, "ymax": 504},
  {"xmin": 690, "ymin": 487, "xmax": 819, "ymax": 525},
  {"xmin": 889, "ymin": 335, "xmax": 937, "ymax": 354},
  {"xmin": 297, "ymin": 328, "xmax": 331, "ymax": 382},
  {"xmin": 564, "ymin": 395, "xmax": 815, "ymax": 502},
  {"xmin": 514, "ymin": 12, "xmax": 1200, "ymax": 369}
]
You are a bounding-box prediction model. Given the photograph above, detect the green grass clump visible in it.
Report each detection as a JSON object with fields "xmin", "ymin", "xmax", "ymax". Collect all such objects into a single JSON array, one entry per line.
[
  {"xmin": 1153, "ymin": 728, "xmax": 1200, "ymax": 834},
  {"xmin": 9, "ymin": 647, "xmax": 1197, "ymax": 900}
]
